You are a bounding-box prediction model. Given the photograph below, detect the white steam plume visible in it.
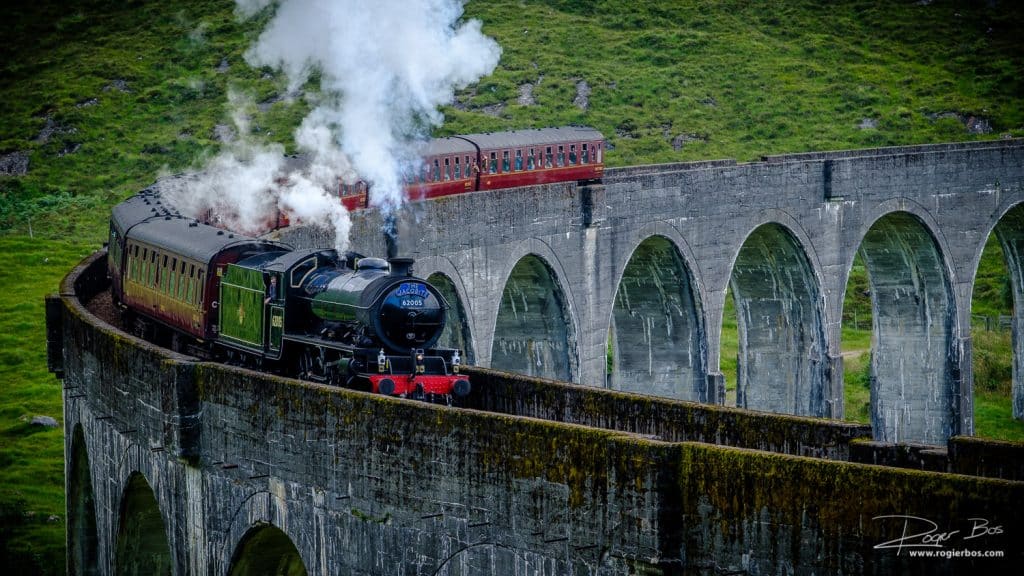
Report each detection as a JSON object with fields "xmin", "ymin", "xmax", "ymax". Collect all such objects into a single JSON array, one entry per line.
[
  {"xmin": 161, "ymin": 91, "xmax": 356, "ymax": 251},
  {"xmin": 239, "ymin": 0, "xmax": 501, "ymax": 214},
  {"xmin": 166, "ymin": 1, "xmax": 500, "ymax": 253}
]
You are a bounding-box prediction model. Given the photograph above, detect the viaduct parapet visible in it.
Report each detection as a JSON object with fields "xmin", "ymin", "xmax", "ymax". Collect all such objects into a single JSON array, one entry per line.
[
  {"xmin": 49, "ymin": 249, "xmax": 1024, "ymax": 575},
  {"xmin": 276, "ymin": 139, "xmax": 1024, "ymax": 444}
]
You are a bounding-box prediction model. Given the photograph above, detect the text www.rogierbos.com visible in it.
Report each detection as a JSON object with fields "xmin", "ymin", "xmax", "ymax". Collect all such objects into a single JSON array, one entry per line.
[
  {"xmin": 873, "ymin": 515, "xmax": 1006, "ymax": 559},
  {"xmin": 906, "ymin": 548, "xmax": 1005, "ymax": 559}
]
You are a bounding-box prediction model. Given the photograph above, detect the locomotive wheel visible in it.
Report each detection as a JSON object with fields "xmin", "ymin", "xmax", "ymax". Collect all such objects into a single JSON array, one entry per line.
[
  {"xmin": 298, "ymin": 349, "xmax": 314, "ymax": 380},
  {"xmin": 299, "ymin": 348, "xmax": 327, "ymax": 382}
]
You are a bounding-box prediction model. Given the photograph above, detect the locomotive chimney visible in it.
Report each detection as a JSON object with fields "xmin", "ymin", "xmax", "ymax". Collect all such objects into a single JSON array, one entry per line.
[
  {"xmin": 383, "ymin": 214, "xmax": 398, "ymax": 259},
  {"xmin": 389, "ymin": 258, "xmax": 414, "ymax": 277}
]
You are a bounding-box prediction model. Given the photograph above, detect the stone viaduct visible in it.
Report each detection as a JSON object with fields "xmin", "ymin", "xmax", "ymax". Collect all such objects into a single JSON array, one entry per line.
[
  {"xmin": 49, "ymin": 140, "xmax": 1024, "ymax": 575},
  {"xmin": 279, "ymin": 138, "xmax": 1024, "ymax": 445},
  {"xmin": 49, "ymin": 251, "xmax": 1024, "ymax": 576}
]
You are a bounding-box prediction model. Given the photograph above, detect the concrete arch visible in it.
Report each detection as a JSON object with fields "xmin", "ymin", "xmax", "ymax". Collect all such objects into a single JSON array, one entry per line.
[
  {"xmin": 490, "ymin": 245, "xmax": 578, "ymax": 382},
  {"xmin": 987, "ymin": 202, "xmax": 1024, "ymax": 421},
  {"xmin": 856, "ymin": 209, "xmax": 958, "ymax": 443},
  {"xmin": 68, "ymin": 424, "xmax": 100, "ymax": 576},
  {"xmin": 424, "ymin": 268, "xmax": 476, "ymax": 364},
  {"xmin": 114, "ymin": 472, "xmax": 172, "ymax": 576},
  {"xmin": 727, "ymin": 221, "xmax": 829, "ymax": 416},
  {"xmin": 227, "ymin": 523, "xmax": 308, "ymax": 576},
  {"xmin": 608, "ymin": 233, "xmax": 706, "ymax": 400}
]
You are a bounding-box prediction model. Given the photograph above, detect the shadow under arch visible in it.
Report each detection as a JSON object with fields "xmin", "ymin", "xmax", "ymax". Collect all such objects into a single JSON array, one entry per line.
[
  {"xmin": 729, "ymin": 222, "xmax": 828, "ymax": 416},
  {"xmin": 427, "ymin": 271, "xmax": 476, "ymax": 364},
  {"xmin": 991, "ymin": 202, "xmax": 1024, "ymax": 421},
  {"xmin": 491, "ymin": 254, "xmax": 576, "ymax": 381},
  {"xmin": 608, "ymin": 234, "xmax": 706, "ymax": 400},
  {"xmin": 114, "ymin": 472, "xmax": 171, "ymax": 576},
  {"xmin": 857, "ymin": 211, "xmax": 957, "ymax": 443},
  {"xmin": 228, "ymin": 523, "xmax": 307, "ymax": 576},
  {"xmin": 68, "ymin": 424, "xmax": 99, "ymax": 576}
]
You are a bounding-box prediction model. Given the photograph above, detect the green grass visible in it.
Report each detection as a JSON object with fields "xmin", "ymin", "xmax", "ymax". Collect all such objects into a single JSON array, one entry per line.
[
  {"xmin": 2, "ymin": 0, "xmax": 1024, "ymax": 572},
  {"xmin": 0, "ymin": 237, "xmax": 97, "ymax": 575}
]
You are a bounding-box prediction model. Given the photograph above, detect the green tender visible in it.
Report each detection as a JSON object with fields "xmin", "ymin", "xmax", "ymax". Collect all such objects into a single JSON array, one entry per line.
[{"xmin": 219, "ymin": 264, "xmax": 266, "ymax": 351}]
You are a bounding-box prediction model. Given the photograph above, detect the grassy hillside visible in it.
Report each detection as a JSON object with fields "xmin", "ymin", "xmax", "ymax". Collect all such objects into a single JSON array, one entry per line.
[{"xmin": 1, "ymin": 0, "xmax": 1022, "ymax": 573}]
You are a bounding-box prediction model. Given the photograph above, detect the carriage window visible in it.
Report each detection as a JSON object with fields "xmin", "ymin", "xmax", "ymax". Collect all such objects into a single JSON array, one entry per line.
[
  {"xmin": 432, "ymin": 159, "xmax": 441, "ymax": 182},
  {"xmin": 528, "ymin": 149, "xmax": 535, "ymax": 170},
  {"xmin": 596, "ymin": 142, "xmax": 603, "ymax": 163},
  {"xmin": 502, "ymin": 150, "xmax": 510, "ymax": 173},
  {"xmin": 161, "ymin": 255, "xmax": 168, "ymax": 292},
  {"xmin": 149, "ymin": 250, "xmax": 158, "ymax": 287},
  {"xmin": 557, "ymin": 145, "xmax": 565, "ymax": 167},
  {"xmin": 489, "ymin": 152, "xmax": 497, "ymax": 174},
  {"xmin": 197, "ymin": 271, "xmax": 205, "ymax": 305},
  {"xmin": 515, "ymin": 149, "xmax": 523, "ymax": 171},
  {"xmin": 454, "ymin": 156, "xmax": 461, "ymax": 179},
  {"xmin": 582, "ymin": 143, "xmax": 589, "ymax": 163},
  {"xmin": 545, "ymin": 147, "xmax": 553, "ymax": 168},
  {"xmin": 569, "ymin": 144, "xmax": 577, "ymax": 165},
  {"xmin": 444, "ymin": 157, "xmax": 451, "ymax": 181},
  {"xmin": 177, "ymin": 264, "xmax": 186, "ymax": 300},
  {"xmin": 127, "ymin": 245, "xmax": 134, "ymax": 279}
]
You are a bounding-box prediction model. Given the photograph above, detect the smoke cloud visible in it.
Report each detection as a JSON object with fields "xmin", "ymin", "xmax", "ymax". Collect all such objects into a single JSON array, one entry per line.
[{"xmin": 165, "ymin": 0, "xmax": 501, "ymax": 252}]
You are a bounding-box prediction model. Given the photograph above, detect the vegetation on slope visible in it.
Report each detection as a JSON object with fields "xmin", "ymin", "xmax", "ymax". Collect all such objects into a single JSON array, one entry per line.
[{"xmin": 1, "ymin": 0, "xmax": 1022, "ymax": 572}]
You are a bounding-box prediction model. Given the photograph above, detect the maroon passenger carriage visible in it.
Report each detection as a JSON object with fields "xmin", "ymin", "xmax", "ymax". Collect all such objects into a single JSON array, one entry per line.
[{"xmin": 338, "ymin": 126, "xmax": 604, "ymax": 210}]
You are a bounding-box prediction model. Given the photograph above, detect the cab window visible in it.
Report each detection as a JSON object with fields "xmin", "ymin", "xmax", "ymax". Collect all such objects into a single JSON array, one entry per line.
[{"xmin": 291, "ymin": 256, "xmax": 318, "ymax": 288}]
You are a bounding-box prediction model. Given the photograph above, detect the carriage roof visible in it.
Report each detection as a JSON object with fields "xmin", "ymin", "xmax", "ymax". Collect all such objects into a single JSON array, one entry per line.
[
  {"xmin": 127, "ymin": 216, "xmax": 286, "ymax": 263},
  {"xmin": 422, "ymin": 126, "xmax": 604, "ymax": 156}
]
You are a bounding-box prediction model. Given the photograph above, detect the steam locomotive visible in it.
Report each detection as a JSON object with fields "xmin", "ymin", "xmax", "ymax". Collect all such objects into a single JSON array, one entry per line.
[{"xmin": 107, "ymin": 188, "xmax": 469, "ymax": 401}]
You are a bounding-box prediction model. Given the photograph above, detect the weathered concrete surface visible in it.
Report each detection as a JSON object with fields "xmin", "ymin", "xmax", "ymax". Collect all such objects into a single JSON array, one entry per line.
[
  {"xmin": 276, "ymin": 138, "xmax": 1024, "ymax": 443},
  {"xmin": 53, "ymin": 251, "xmax": 1024, "ymax": 576}
]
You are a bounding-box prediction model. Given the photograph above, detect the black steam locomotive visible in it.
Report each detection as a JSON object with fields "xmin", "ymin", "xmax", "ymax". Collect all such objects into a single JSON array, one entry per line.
[{"xmin": 107, "ymin": 188, "xmax": 469, "ymax": 401}]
